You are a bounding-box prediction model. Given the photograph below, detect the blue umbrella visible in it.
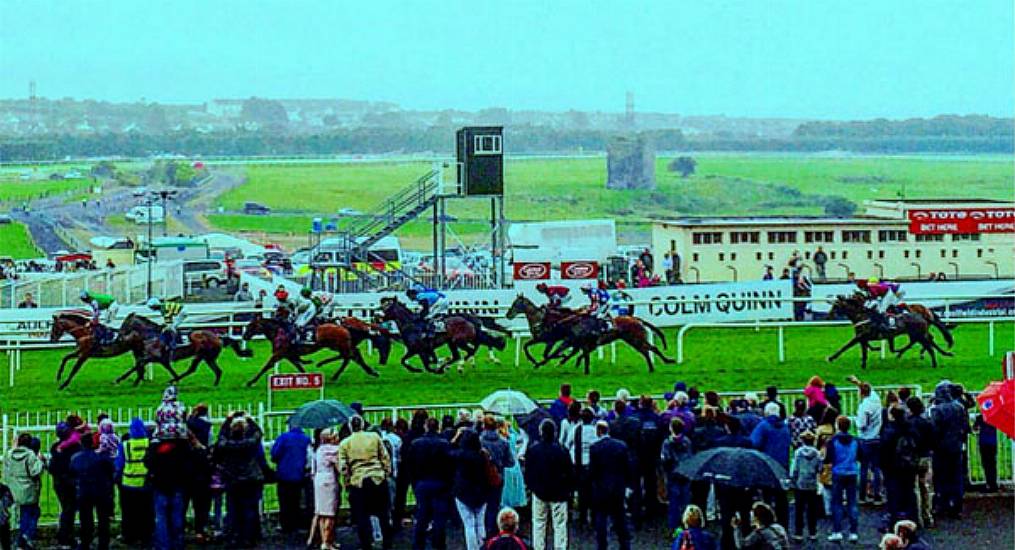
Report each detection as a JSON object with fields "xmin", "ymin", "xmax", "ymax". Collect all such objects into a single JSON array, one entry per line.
[{"xmin": 287, "ymin": 399, "xmax": 356, "ymax": 430}]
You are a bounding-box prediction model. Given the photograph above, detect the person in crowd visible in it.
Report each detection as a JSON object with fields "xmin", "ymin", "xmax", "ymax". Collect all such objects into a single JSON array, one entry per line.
[
  {"xmin": 589, "ymin": 421, "xmax": 632, "ymax": 550},
  {"xmin": 16, "ymin": 293, "xmax": 37, "ymax": 308},
  {"xmin": 96, "ymin": 419, "xmax": 119, "ymax": 460},
  {"xmin": 848, "ymin": 375, "xmax": 884, "ymax": 505},
  {"xmin": 732, "ymin": 501, "xmax": 790, "ymax": 549},
  {"xmin": 451, "ymin": 428, "xmax": 491, "ymax": 550},
  {"xmin": 973, "ymin": 412, "xmax": 999, "ymax": 492},
  {"xmin": 762, "ymin": 386, "xmax": 787, "ymax": 419},
  {"xmin": 535, "ymin": 282, "xmax": 571, "ymax": 308},
  {"xmin": 234, "ymin": 282, "xmax": 254, "ymax": 302},
  {"xmin": 812, "ymin": 246, "xmax": 828, "ymax": 280},
  {"xmin": 671, "ymin": 504, "xmax": 717, "ymax": 550},
  {"xmin": 483, "ymin": 507, "xmax": 528, "ymax": 550},
  {"xmin": 734, "ymin": 393, "xmax": 762, "ymax": 435},
  {"xmin": 790, "ymin": 430, "xmax": 821, "ymax": 542},
  {"xmin": 803, "ymin": 376, "xmax": 828, "ymax": 411},
  {"xmin": 215, "ymin": 414, "xmax": 267, "ymax": 548},
  {"xmin": 880, "ymin": 533, "xmax": 905, "ymax": 550},
  {"xmin": 185, "ymin": 430, "xmax": 214, "ymax": 544},
  {"xmin": 187, "ymin": 404, "xmax": 213, "ymax": 447},
  {"xmin": 632, "ymin": 395, "xmax": 663, "ymax": 520},
  {"xmin": 311, "ymin": 429, "xmax": 340, "ymax": 550},
  {"xmin": 825, "ymin": 415, "xmax": 860, "ymax": 543},
  {"xmin": 408, "ymin": 417, "xmax": 453, "ymax": 550},
  {"xmin": 0, "ymin": 480, "xmax": 13, "ymax": 550},
  {"xmin": 779, "ymin": 268, "xmax": 791, "ymax": 280},
  {"xmin": 378, "ymin": 418, "xmax": 403, "ymax": 527},
  {"xmin": 115, "ymin": 418, "xmax": 153, "ymax": 546},
  {"xmin": 548, "ymin": 383, "xmax": 575, "ymax": 423},
  {"xmin": 155, "ymin": 386, "xmax": 187, "ymax": 441},
  {"xmin": 661, "ymin": 252, "xmax": 675, "ymax": 284},
  {"xmin": 660, "ymin": 418, "xmax": 693, "ymax": 534},
  {"xmin": 763, "ymin": 265, "xmax": 774, "ymax": 280},
  {"xmin": 3, "ymin": 433, "xmax": 43, "ymax": 550},
  {"xmin": 751, "ymin": 401, "xmax": 791, "ymax": 524},
  {"xmin": 272, "ymin": 421, "xmax": 311, "ymax": 535},
  {"xmin": 881, "ymin": 406, "xmax": 919, "ymax": 526},
  {"xmin": 586, "ymin": 390, "xmax": 608, "ymax": 420},
  {"xmin": 339, "ymin": 415, "xmax": 393, "ymax": 550},
  {"xmin": 904, "ymin": 396, "xmax": 935, "ymax": 528},
  {"xmin": 145, "ymin": 424, "xmax": 191, "ymax": 550},
  {"xmin": 71, "ymin": 434, "xmax": 115, "ymax": 550},
  {"xmin": 558, "ymin": 401, "xmax": 582, "ymax": 448},
  {"xmin": 788, "ymin": 399, "xmax": 817, "ymax": 449},
  {"xmin": 524, "ymin": 419, "xmax": 573, "ymax": 550},
  {"xmin": 499, "ymin": 420, "xmax": 526, "ymax": 509},
  {"xmin": 50, "ymin": 422, "xmax": 82, "ymax": 548},
  {"xmin": 893, "ymin": 519, "xmax": 931, "ymax": 550},
  {"xmin": 563, "ymin": 407, "xmax": 598, "ymax": 526},
  {"xmin": 930, "ymin": 381, "xmax": 969, "ymax": 519},
  {"xmin": 395, "ymin": 412, "xmax": 427, "ymax": 529},
  {"xmin": 607, "ymin": 399, "xmax": 642, "ymax": 527},
  {"xmin": 815, "ymin": 406, "xmax": 839, "ymax": 516},
  {"xmin": 478, "ymin": 415, "xmax": 514, "ymax": 534}
]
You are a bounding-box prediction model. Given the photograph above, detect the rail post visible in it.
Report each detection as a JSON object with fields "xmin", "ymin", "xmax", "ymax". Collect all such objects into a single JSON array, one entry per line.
[
  {"xmin": 514, "ymin": 334, "xmax": 523, "ymax": 367},
  {"xmin": 988, "ymin": 321, "xmax": 995, "ymax": 356},
  {"xmin": 777, "ymin": 325, "xmax": 785, "ymax": 363},
  {"xmin": 8, "ymin": 344, "xmax": 14, "ymax": 388},
  {"xmin": 676, "ymin": 324, "xmax": 693, "ymax": 364}
]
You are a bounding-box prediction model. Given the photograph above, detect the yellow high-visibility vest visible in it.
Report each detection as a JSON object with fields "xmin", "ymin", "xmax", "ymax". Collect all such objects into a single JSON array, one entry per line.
[{"xmin": 122, "ymin": 438, "xmax": 149, "ymax": 488}]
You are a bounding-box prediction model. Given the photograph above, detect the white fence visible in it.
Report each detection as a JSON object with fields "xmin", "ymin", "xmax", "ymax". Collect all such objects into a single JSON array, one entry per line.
[{"xmin": 0, "ymin": 260, "xmax": 184, "ymax": 308}]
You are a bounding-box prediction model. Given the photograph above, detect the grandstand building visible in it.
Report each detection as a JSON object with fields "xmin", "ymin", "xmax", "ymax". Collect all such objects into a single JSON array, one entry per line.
[{"xmin": 651, "ymin": 199, "xmax": 1015, "ymax": 283}]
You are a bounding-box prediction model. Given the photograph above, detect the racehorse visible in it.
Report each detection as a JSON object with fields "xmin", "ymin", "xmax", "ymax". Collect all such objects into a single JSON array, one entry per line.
[
  {"xmin": 826, "ymin": 293, "xmax": 952, "ymax": 369},
  {"xmin": 316, "ymin": 317, "xmax": 395, "ymax": 380},
  {"xmin": 116, "ymin": 313, "xmax": 251, "ymax": 386},
  {"xmin": 50, "ymin": 312, "xmax": 138, "ymax": 390},
  {"xmin": 241, "ymin": 316, "xmax": 380, "ymax": 387},
  {"xmin": 540, "ymin": 311, "xmax": 674, "ymax": 375},
  {"xmin": 891, "ymin": 302, "xmax": 955, "ymax": 356},
  {"xmin": 506, "ymin": 295, "xmax": 579, "ymax": 365}
]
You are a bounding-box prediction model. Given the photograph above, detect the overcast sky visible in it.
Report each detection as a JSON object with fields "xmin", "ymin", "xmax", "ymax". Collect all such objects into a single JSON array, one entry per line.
[{"xmin": 2, "ymin": 0, "xmax": 1012, "ymax": 119}]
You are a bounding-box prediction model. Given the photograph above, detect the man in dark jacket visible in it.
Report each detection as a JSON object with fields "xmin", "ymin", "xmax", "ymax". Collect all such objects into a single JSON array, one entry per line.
[
  {"xmin": 480, "ymin": 416, "xmax": 515, "ymax": 534},
  {"xmin": 751, "ymin": 402, "xmax": 791, "ymax": 530},
  {"xmin": 215, "ymin": 416, "xmax": 267, "ymax": 548},
  {"xmin": 930, "ymin": 381, "xmax": 969, "ymax": 518},
  {"xmin": 881, "ymin": 406, "xmax": 918, "ymax": 525},
  {"xmin": 145, "ymin": 436, "xmax": 192, "ymax": 550},
  {"xmin": 270, "ymin": 424, "xmax": 311, "ymax": 534},
  {"xmin": 659, "ymin": 418, "xmax": 693, "ymax": 532},
  {"xmin": 589, "ymin": 421, "xmax": 632, "ymax": 550},
  {"xmin": 49, "ymin": 423, "xmax": 81, "ymax": 548},
  {"xmin": 70, "ymin": 435, "xmax": 115, "ymax": 550},
  {"xmin": 524, "ymin": 419, "xmax": 574, "ymax": 550},
  {"xmin": 608, "ymin": 400, "xmax": 641, "ymax": 526},
  {"xmin": 906, "ymin": 397, "xmax": 935, "ymax": 528},
  {"xmin": 631, "ymin": 396, "xmax": 664, "ymax": 521},
  {"xmin": 409, "ymin": 418, "xmax": 454, "ymax": 550}
]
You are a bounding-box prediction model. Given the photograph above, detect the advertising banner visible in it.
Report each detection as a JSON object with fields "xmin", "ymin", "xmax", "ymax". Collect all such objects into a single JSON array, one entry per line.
[
  {"xmin": 561, "ymin": 261, "xmax": 600, "ymax": 280},
  {"xmin": 512, "ymin": 262, "xmax": 551, "ymax": 280},
  {"xmin": 908, "ymin": 207, "xmax": 1015, "ymax": 234}
]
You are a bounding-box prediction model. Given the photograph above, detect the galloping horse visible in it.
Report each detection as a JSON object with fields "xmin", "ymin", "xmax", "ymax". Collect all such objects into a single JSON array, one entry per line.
[
  {"xmin": 506, "ymin": 295, "xmax": 579, "ymax": 365},
  {"xmin": 316, "ymin": 317, "xmax": 395, "ymax": 380},
  {"xmin": 890, "ymin": 302, "xmax": 955, "ymax": 356},
  {"xmin": 541, "ymin": 311, "xmax": 674, "ymax": 375},
  {"xmin": 49, "ymin": 312, "xmax": 138, "ymax": 390},
  {"xmin": 826, "ymin": 293, "xmax": 952, "ymax": 369},
  {"xmin": 116, "ymin": 313, "xmax": 251, "ymax": 386},
  {"xmin": 242, "ymin": 316, "xmax": 380, "ymax": 387}
]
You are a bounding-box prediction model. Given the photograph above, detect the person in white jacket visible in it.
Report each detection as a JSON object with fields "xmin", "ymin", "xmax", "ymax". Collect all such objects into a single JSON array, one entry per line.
[{"xmin": 849, "ymin": 375, "xmax": 884, "ymax": 504}]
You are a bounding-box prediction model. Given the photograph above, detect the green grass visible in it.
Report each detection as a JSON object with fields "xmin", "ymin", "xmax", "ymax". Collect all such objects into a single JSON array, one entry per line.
[
  {"xmin": 3, "ymin": 321, "xmax": 1010, "ymax": 415},
  {"xmin": 0, "ymin": 222, "xmax": 42, "ymax": 258},
  {"xmin": 0, "ymin": 179, "xmax": 92, "ymax": 203}
]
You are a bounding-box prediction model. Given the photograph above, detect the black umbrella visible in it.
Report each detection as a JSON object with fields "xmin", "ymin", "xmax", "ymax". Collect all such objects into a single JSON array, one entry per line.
[
  {"xmin": 287, "ymin": 399, "xmax": 356, "ymax": 430},
  {"xmin": 675, "ymin": 447, "xmax": 789, "ymax": 489}
]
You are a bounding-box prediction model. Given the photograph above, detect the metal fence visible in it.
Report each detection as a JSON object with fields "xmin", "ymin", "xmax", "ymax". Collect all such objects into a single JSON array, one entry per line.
[{"xmin": 0, "ymin": 261, "xmax": 184, "ymax": 308}]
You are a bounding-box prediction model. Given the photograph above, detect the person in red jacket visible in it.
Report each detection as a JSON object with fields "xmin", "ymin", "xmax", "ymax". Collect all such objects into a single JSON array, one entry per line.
[{"xmin": 535, "ymin": 283, "xmax": 571, "ymax": 308}]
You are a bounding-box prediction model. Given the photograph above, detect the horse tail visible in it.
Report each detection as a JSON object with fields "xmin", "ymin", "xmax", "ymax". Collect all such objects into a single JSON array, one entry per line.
[
  {"xmin": 476, "ymin": 329, "xmax": 507, "ymax": 351},
  {"xmin": 928, "ymin": 311, "xmax": 954, "ymax": 348},
  {"xmin": 222, "ymin": 336, "xmax": 254, "ymax": 358},
  {"xmin": 478, "ymin": 317, "xmax": 511, "ymax": 335},
  {"xmin": 640, "ymin": 319, "xmax": 668, "ymax": 349}
]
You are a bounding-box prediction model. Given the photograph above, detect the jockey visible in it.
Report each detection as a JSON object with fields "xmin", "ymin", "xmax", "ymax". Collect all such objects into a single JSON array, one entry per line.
[
  {"xmin": 857, "ymin": 278, "xmax": 904, "ymax": 329},
  {"xmin": 407, "ymin": 284, "xmax": 447, "ymax": 320},
  {"xmin": 580, "ymin": 283, "xmax": 613, "ymax": 329},
  {"xmin": 80, "ymin": 290, "xmax": 118, "ymax": 344},
  {"xmin": 147, "ymin": 297, "xmax": 185, "ymax": 358},
  {"xmin": 273, "ymin": 286, "xmax": 294, "ymax": 320},
  {"xmin": 536, "ymin": 282, "xmax": 571, "ymax": 308},
  {"xmin": 293, "ymin": 287, "xmax": 319, "ymax": 341}
]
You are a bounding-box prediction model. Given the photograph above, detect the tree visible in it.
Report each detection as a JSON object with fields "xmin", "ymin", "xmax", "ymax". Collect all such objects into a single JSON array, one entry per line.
[
  {"xmin": 823, "ymin": 196, "xmax": 857, "ymax": 217},
  {"xmin": 668, "ymin": 156, "xmax": 697, "ymax": 178},
  {"xmin": 241, "ymin": 97, "xmax": 289, "ymax": 132}
]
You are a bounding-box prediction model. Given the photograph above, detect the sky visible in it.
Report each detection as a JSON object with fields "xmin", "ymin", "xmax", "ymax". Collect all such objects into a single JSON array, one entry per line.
[{"xmin": 1, "ymin": 0, "xmax": 1012, "ymax": 119}]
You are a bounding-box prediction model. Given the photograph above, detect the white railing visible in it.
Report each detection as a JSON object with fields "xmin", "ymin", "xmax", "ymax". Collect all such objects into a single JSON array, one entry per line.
[{"xmin": 0, "ymin": 260, "xmax": 184, "ymax": 308}]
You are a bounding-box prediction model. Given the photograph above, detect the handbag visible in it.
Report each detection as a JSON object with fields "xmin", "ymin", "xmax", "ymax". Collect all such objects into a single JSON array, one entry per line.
[
  {"xmin": 481, "ymin": 449, "xmax": 503, "ymax": 488},
  {"xmin": 818, "ymin": 464, "xmax": 832, "ymax": 486}
]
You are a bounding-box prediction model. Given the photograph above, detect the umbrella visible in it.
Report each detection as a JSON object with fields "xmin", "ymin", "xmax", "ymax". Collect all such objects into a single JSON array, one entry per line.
[
  {"xmin": 480, "ymin": 390, "xmax": 538, "ymax": 415},
  {"xmin": 977, "ymin": 380, "xmax": 1015, "ymax": 439},
  {"xmin": 676, "ymin": 447, "xmax": 789, "ymax": 489},
  {"xmin": 287, "ymin": 399, "xmax": 356, "ymax": 430}
]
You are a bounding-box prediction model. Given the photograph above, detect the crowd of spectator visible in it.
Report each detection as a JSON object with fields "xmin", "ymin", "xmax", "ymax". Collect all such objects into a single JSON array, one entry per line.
[{"xmin": 0, "ymin": 374, "xmax": 1001, "ymax": 550}]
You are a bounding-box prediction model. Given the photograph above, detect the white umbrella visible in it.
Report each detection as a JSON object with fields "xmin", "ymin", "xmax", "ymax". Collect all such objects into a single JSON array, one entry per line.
[{"xmin": 480, "ymin": 389, "xmax": 538, "ymax": 415}]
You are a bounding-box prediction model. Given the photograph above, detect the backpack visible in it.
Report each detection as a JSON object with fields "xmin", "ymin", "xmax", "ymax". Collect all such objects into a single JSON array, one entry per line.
[
  {"xmin": 676, "ymin": 529, "xmax": 696, "ymax": 550},
  {"xmin": 481, "ymin": 449, "xmax": 503, "ymax": 488},
  {"xmin": 895, "ymin": 433, "xmax": 920, "ymax": 472}
]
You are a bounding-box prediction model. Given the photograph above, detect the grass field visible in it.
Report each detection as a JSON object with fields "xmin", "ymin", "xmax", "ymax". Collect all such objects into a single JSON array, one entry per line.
[
  {"xmin": 210, "ymin": 156, "xmax": 1014, "ymax": 240},
  {"xmin": 3, "ymin": 321, "xmax": 1010, "ymax": 415},
  {"xmin": 0, "ymin": 179, "xmax": 92, "ymax": 204},
  {"xmin": 0, "ymin": 221, "xmax": 42, "ymax": 258}
]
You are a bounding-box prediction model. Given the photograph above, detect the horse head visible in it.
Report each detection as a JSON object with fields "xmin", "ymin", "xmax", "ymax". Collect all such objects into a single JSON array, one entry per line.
[
  {"xmin": 506, "ymin": 294, "xmax": 531, "ymax": 319},
  {"xmin": 243, "ymin": 315, "xmax": 269, "ymax": 341}
]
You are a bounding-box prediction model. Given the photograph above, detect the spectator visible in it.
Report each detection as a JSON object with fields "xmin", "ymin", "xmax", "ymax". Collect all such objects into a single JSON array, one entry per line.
[
  {"xmin": 479, "ymin": 415, "xmax": 514, "ymax": 534},
  {"xmin": 973, "ymin": 412, "xmax": 999, "ymax": 492},
  {"xmin": 451, "ymin": 428, "xmax": 491, "ymax": 550},
  {"xmin": 586, "ymin": 390, "xmax": 608, "ymax": 420},
  {"xmin": 763, "ymin": 265, "xmax": 774, "ymax": 280},
  {"xmin": 187, "ymin": 404, "xmax": 213, "ymax": 447},
  {"xmin": 734, "ymin": 393, "xmax": 762, "ymax": 435},
  {"xmin": 589, "ymin": 421, "xmax": 632, "ymax": 550},
  {"xmin": 825, "ymin": 383, "xmax": 843, "ymax": 414},
  {"xmin": 660, "ymin": 418, "xmax": 693, "ymax": 533},
  {"xmin": 16, "ymin": 293, "xmax": 37, "ymax": 308},
  {"xmin": 548, "ymin": 383, "xmax": 575, "ymax": 423},
  {"xmin": 732, "ymin": 501, "xmax": 790, "ymax": 549},
  {"xmin": 525, "ymin": 419, "xmax": 573, "ymax": 550},
  {"xmin": 762, "ymin": 386, "xmax": 787, "ymax": 419},
  {"xmin": 849, "ymin": 375, "xmax": 884, "ymax": 505},
  {"xmin": 395, "ymin": 413, "xmax": 425, "ymax": 528},
  {"xmin": 882, "ymin": 406, "xmax": 919, "ymax": 526},
  {"xmin": 905, "ymin": 397, "xmax": 935, "ymax": 528},
  {"xmin": 825, "ymin": 416, "xmax": 860, "ymax": 543},
  {"xmin": 186, "ymin": 431, "xmax": 214, "ymax": 543},
  {"xmin": 144, "ymin": 431, "xmax": 191, "ymax": 550},
  {"xmin": 2, "ymin": 433, "xmax": 43, "ymax": 550},
  {"xmin": 563, "ymin": 407, "xmax": 598, "ymax": 526},
  {"xmin": 788, "ymin": 399, "xmax": 817, "ymax": 449},
  {"xmin": 408, "ymin": 417, "xmax": 453, "ymax": 550},
  {"xmin": 790, "ymin": 430, "xmax": 821, "ymax": 543},
  {"xmin": 609, "ymin": 388, "xmax": 632, "ymax": 420},
  {"xmin": 632, "ymin": 395, "xmax": 664, "ymax": 520},
  {"xmin": 639, "ymin": 248, "xmax": 654, "ymax": 273},
  {"xmin": 815, "ymin": 407, "xmax": 839, "ymax": 516},
  {"xmin": 234, "ymin": 282, "xmax": 254, "ymax": 302},
  {"xmin": 50, "ymin": 422, "xmax": 83, "ymax": 548},
  {"xmin": 751, "ymin": 402, "xmax": 791, "ymax": 524},
  {"xmin": 483, "ymin": 507, "xmax": 527, "ymax": 550},
  {"xmin": 271, "ymin": 422, "xmax": 311, "ymax": 534},
  {"xmin": 671, "ymin": 504, "xmax": 716, "ymax": 550},
  {"xmin": 930, "ymin": 381, "xmax": 969, "ymax": 518},
  {"xmin": 116, "ymin": 418, "xmax": 153, "ymax": 547},
  {"xmin": 105, "ymin": 258, "xmax": 116, "ymax": 269},
  {"xmin": 96, "ymin": 419, "xmax": 119, "ymax": 460},
  {"xmin": 662, "ymin": 252, "xmax": 675, "ymax": 284},
  {"xmin": 608, "ymin": 400, "xmax": 642, "ymax": 526},
  {"xmin": 311, "ymin": 429, "xmax": 340, "ymax": 550},
  {"xmin": 215, "ymin": 414, "xmax": 266, "ymax": 548},
  {"xmin": 339, "ymin": 415, "xmax": 393, "ymax": 550},
  {"xmin": 0, "ymin": 481, "xmax": 12, "ymax": 550},
  {"xmin": 813, "ymin": 246, "xmax": 827, "ymax": 280},
  {"xmin": 893, "ymin": 519, "xmax": 931, "ymax": 550},
  {"xmin": 498, "ymin": 420, "xmax": 526, "ymax": 509},
  {"xmin": 880, "ymin": 533, "xmax": 905, "ymax": 550},
  {"xmin": 254, "ymin": 288, "xmax": 268, "ymax": 309},
  {"xmin": 558, "ymin": 402, "xmax": 582, "ymax": 449},
  {"xmin": 803, "ymin": 376, "xmax": 828, "ymax": 411},
  {"xmin": 379, "ymin": 418, "xmax": 403, "ymax": 525},
  {"xmin": 779, "ymin": 268, "xmax": 791, "ymax": 280},
  {"xmin": 70, "ymin": 434, "xmax": 115, "ymax": 550}
]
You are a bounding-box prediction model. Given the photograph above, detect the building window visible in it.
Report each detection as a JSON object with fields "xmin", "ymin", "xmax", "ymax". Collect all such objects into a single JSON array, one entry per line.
[
  {"xmin": 977, "ymin": 249, "xmax": 983, "ymax": 258},
  {"xmin": 952, "ymin": 233, "xmax": 981, "ymax": 241},
  {"xmin": 718, "ymin": 253, "xmax": 725, "ymax": 261},
  {"xmin": 767, "ymin": 231, "xmax": 798, "ymax": 244},
  {"xmin": 670, "ymin": 239, "xmax": 676, "ymax": 251},
  {"xmin": 830, "ymin": 251, "xmax": 837, "ymax": 260},
  {"xmin": 878, "ymin": 230, "xmax": 908, "ymax": 242},
  {"xmin": 730, "ymin": 231, "xmax": 760, "ymax": 244},
  {"xmin": 952, "ymin": 249, "xmax": 958, "ymax": 258},
  {"xmin": 904, "ymin": 250, "xmax": 910, "ymax": 258},
  {"xmin": 731, "ymin": 253, "xmax": 737, "ymax": 261},
  {"xmin": 756, "ymin": 252, "xmax": 762, "ymax": 261},
  {"xmin": 867, "ymin": 251, "xmax": 873, "ymax": 260},
  {"xmin": 940, "ymin": 249, "xmax": 946, "ymax": 258},
  {"xmin": 915, "ymin": 250, "xmax": 921, "ymax": 258},
  {"xmin": 916, "ymin": 234, "xmax": 944, "ymax": 242},
  {"xmin": 692, "ymin": 232, "xmax": 723, "ymax": 245},
  {"xmin": 842, "ymin": 230, "xmax": 871, "ymax": 243},
  {"xmin": 473, "ymin": 135, "xmax": 502, "ymax": 155},
  {"xmin": 692, "ymin": 253, "xmax": 699, "ymax": 262},
  {"xmin": 804, "ymin": 231, "xmax": 834, "ymax": 243},
  {"xmin": 878, "ymin": 250, "xmax": 885, "ymax": 259},
  {"xmin": 842, "ymin": 251, "xmax": 848, "ymax": 259},
  {"xmin": 768, "ymin": 252, "xmax": 775, "ymax": 260}
]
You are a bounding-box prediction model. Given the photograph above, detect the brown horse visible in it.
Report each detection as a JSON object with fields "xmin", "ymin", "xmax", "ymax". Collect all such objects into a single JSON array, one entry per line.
[
  {"xmin": 49, "ymin": 312, "xmax": 144, "ymax": 390},
  {"xmin": 890, "ymin": 303, "xmax": 955, "ymax": 356},
  {"xmin": 826, "ymin": 294, "xmax": 952, "ymax": 369},
  {"xmin": 316, "ymin": 317, "xmax": 394, "ymax": 380},
  {"xmin": 242, "ymin": 316, "xmax": 380, "ymax": 387},
  {"xmin": 542, "ymin": 313, "xmax": 674, "ymax": 375}
]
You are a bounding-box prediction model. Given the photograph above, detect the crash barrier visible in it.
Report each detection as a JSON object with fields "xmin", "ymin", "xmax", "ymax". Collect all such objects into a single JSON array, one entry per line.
[
  {"xmin": 2, "ymin": 385, "xmax": 1011, "ymax": 526},
  {"xmin": 0, "ymin": 260, "xmax": 184, "ymax": 308}
]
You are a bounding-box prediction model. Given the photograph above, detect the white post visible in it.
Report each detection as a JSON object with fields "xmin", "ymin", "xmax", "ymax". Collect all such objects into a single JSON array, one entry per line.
[
  {"xmin": 777, "ymin": 325, "xmax": 785, "ymax": 363},
  {"xmin": 514, "ymin": 335, "xmax": 522, "ymax": 367},
  {"xmin": 611, "ymin": 341, "xmax": 617, "ymax": 364},
  {"xmin": 880, "ymin": 342, "xmax": 886, "ymax": 359},
  {"xmin": 988, "ymin": 321, "xmax": 995, "ymax": 356},
  {"xmin": 8, "ymin": 346, "xmax": 14, "ymax": 388},
  {"xmin": 62, "ymin": 278, "xmax": 68, "ymax": 306}
]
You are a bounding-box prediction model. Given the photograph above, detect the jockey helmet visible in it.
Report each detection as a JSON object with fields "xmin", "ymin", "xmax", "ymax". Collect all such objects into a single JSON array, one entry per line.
[
  {"xmin": 79, "ymin": 290, "xmax": 91, "ymax": 301},
  {"xmin": 536, "ymin": 282, "xmax": 548, "ymax": 292},
  {"xmin": 146, "ymin": 297, "xmax": 162, "ymax": 310},
  {"xmin": 300, "ymin": 287, "xmax": 312, "ymax": 298},
  {"xmin": 867, "ymin": 277, "xmax": 879, "ymax": 284}
]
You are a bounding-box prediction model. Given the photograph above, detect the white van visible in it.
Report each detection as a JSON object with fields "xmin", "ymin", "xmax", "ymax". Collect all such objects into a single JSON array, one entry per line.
[
  {"xmin": 126, "ymin": 205, "xmax": 165, "ymax": 224},
  {"xmin": 182, "ymin": 259, "xmax": 229, "ymax": 288}
]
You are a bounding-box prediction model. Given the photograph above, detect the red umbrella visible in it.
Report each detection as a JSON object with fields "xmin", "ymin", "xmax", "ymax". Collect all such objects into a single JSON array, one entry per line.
[{"xmin": 977, "ymin": 379, "xmax": 1015, "ymax": 439}]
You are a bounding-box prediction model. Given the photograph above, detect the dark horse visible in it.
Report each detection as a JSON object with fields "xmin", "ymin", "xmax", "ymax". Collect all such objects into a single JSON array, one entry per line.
[
  {"xmin": 506, "ymin": 295, "xmax": 579, "ymax": 365},
  {"xmin": 50, "ymin": 312, "xmax": 139, "ymax": 390},
  {"xmin": 540, "ymin": 310, "xmax": 674, "ymax": 375},
  {"xmin": 116, "ymin": 313, "xmax": 251, "ymax": 386},
  {"xmin": 826, "ymin": 293, "xmax": 953, "ymax": 369},
  {"xmin": 242, "ymin": 316, "xmax": 388, "ymax": 387}
]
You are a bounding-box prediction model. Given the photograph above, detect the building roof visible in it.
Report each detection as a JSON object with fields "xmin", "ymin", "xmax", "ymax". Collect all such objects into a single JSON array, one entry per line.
[
  {"xmin": 866, "ymin": 198, "xmax": 1010, "ymax": 205},
  {"xmin": 651, "ymin": 216, "xmax": 903, "ymax": 228}
]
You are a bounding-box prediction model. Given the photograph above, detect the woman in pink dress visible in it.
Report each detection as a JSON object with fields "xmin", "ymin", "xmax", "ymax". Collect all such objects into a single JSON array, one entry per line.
[{"xmin": 311, "ymin": 430, "xmax": 341, "ymax": 550}]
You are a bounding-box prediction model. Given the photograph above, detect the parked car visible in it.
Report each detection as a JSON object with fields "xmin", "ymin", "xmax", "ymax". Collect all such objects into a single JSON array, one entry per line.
[
  {"xmin": 243, "ymin": 202, "xmax": 272, "ymax": 215},
  {"xmin": 182, "ymin": 259, "xmax": 228, "ymax": 288},
  {"xmin": 0, "ymin": 214, "xmax": 12, "ymax": 224},
  {"xmin": 337, "ymin": 207, "xmax": 364, "ymax": 217}
]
